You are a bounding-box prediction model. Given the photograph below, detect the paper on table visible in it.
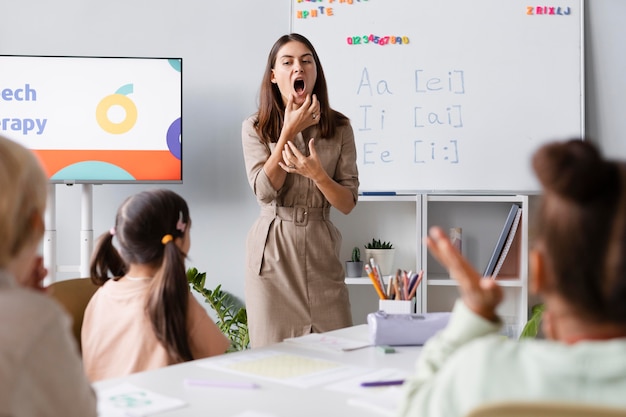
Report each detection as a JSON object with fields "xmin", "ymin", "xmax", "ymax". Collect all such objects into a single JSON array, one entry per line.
[
  {"xmin": 197, "ymin": 350, "xmax": 370, "ymax": 388},
  {"xmin": 282, "ymin": 333, "xmax": 371, "ymax": 352},
  {"xmin": 231, "ymin": 411, "xmax": 279, "ymax": 417},
  {"xmin": 347, "ymin": 386, "xmax": 404, "ymax": 417},
  {"xmin": 97, "ymin": 382, "xmax": 187, "ymax": 417}
]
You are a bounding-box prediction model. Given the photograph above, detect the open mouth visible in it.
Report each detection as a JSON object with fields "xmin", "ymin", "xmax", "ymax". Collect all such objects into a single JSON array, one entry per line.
[{"xmin": 294, "ymin": 79, "xmax": 305, "ymax": 94}]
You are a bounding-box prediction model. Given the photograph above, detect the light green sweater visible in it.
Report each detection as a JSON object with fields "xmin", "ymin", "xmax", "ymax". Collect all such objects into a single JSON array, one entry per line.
[{"xmin": 397, "ymin": 300, "xmax": 626, "ymax": 417}]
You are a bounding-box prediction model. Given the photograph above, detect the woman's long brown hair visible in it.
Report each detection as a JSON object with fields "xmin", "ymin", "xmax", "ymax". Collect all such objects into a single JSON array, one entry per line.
[{"xmin": 254, "ymin": 33, "xmax": 349, "ymax": 144}]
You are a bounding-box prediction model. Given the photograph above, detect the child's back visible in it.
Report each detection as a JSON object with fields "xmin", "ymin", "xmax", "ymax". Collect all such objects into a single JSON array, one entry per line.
[{"xmin": 81, "ymin": 189, "xmax": 229, "ymax": 381}]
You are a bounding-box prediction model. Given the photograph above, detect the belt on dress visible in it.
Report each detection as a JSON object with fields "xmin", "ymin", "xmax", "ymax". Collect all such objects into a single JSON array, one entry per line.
[{"xmin": 261, "ymin": 206, "xmax": 330, "ymax": 227}]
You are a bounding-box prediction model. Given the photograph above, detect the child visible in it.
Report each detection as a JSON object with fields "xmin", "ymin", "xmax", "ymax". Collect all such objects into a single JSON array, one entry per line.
[
  {"xmin": 81, "ymin": 189, "xmax": 230, "ymax": 381},
  {"xmin": 398, "ymin": 139, "xmax": 626, "ymax": 416},
  {"xmin": 0, "ymin": 134, "xmax": 96, "ymax": 416}
]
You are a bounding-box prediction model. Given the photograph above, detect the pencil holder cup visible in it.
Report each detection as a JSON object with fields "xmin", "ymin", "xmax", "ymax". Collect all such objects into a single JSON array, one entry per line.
[{"xmin": 379, "ymin": 298, "xmax": 415, "ymax": 314}]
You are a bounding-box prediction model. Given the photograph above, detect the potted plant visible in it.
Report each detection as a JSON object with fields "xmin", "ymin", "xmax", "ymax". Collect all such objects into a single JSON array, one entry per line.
[
  {"xmin": 364, "ymin": 238, "xmax": 396, "ymax": 276},
  {"xmin": 345, "ymin": 246, "xmax": 364, "ymax": 278},
  {"xmin": 187, "ymin": 267, "xmax": 250, "ymax": 352}
]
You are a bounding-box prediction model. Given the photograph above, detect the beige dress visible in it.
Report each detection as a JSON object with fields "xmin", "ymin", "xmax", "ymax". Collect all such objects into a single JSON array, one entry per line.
[{"xmin": 242, "ymin": 115, "xmax": 359, "ymax": 348}]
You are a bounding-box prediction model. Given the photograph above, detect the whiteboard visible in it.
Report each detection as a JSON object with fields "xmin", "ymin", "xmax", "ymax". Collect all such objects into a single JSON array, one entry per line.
[{"xmin": 291, "ymin": 0, "xmax": 584, "ymax": 193}]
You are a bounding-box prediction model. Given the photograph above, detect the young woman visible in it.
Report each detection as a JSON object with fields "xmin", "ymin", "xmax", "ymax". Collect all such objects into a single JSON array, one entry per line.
[
  {"xmin": 398, "ymin": 139, "xmax": 626, "ymax": 416},
  {"xmin": 242, "ymin": 33, "xmax": 360, "ymax": 348},
  {"xmin": 0, "ymin": 134, "xmax": 96, "ymax": 416},
  {"xmin": 81, "ymin": 189, "xmax": 229, "ymax": 381}
]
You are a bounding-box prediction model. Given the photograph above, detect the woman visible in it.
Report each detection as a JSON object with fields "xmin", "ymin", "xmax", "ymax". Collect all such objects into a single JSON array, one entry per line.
[
  {"xmin": 82, "ymin": 189, "xmax": 230, "ymax": 381},
  {"xmin": 398, "ymin": 139, "xmax": 626, "ymax": 416},
  {"xmin": 242, "ymin": 33, "xmax": 359, "ymax": 348},
  {"xmin": 0, "ymin": 134, "xmax": 96, "ymax": 416}
]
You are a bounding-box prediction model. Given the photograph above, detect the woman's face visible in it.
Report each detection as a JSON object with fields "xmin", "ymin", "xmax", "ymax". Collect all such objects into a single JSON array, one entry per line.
[{"xmin": 271, "ymin": 40, "xmax": 317, "ymax": 107}]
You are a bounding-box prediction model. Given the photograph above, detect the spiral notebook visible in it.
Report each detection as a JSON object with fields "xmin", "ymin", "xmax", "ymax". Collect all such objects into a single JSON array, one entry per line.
[
  {"xmin": 483, "ymin": 204, "xmax": 521, "ymax": 277},
  {"xmin": 491, "ymin": 207, "xmax": 522, "ymax": 279}
]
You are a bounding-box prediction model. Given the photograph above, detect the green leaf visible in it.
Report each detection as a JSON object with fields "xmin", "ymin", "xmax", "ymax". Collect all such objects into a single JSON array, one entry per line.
[
  {"xmin": 365, "ymin": 238, "xmax": 394, "ymax": 249},
  {"xmin": 519, "ymin": 304, "xmax": 545, "ymax": 339},
  {"xmin": 187, "ymin": 268, "xmax": 250, "ymax": 352}
]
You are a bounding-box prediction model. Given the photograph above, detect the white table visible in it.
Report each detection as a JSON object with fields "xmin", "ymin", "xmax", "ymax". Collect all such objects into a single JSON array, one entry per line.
[{"xmin": 93, "ymin": 325, "xmax": 422, "ymax": 417}]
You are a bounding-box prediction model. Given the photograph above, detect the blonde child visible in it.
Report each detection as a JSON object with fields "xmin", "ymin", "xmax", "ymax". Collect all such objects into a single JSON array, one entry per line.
[{"xmin": 0, "ymin": 134, "xmax": 96, "ymax": 416}]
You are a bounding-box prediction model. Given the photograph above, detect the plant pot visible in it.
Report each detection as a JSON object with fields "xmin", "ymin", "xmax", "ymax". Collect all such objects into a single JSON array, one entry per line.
[
  {"xmin": 364, "ymin": 248, "xmax": 396, "ymax": 276},
  {"xmin": 345, "ymin": 261, "xmax": 364, "ymax": 278}
]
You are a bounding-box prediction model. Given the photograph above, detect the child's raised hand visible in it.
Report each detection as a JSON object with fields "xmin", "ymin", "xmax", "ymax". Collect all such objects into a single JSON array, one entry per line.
[{"xmin": 426, "ymin": 226, "xmax": 502, "ymax": 322}]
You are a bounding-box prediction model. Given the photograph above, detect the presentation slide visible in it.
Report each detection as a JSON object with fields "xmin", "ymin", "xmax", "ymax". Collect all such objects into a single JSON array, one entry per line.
[{"xmin": 0, "ymin": 55, "xmax": 182, "ymax": 183}]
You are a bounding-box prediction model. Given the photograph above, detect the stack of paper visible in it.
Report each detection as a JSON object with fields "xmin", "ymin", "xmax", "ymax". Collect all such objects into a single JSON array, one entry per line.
[
  {"xmin": 97, "ymin": 382, "xmax": 186, "ymax": 417},
  {"xmin": 282, "ymin": 333, "xmax": 371, "ymax": 352}
]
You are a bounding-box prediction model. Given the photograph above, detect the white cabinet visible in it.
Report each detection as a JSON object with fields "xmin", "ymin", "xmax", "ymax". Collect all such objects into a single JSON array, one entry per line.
[
  {"xmin": 422, "ymin": 195, "xmax": 529, "ymax": 337},
  {"xmin": 331, "ymin": 194, "xmax": 421, "ymax": 325},
  {"xmin": 334, "ymin": 194, "xmax": 529, "ymax": 336}
]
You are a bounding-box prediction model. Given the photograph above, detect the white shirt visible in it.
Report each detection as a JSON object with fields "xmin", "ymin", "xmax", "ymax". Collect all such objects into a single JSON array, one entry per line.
[{"xmin": 398, "ymin": 300, "xmax": 626, "ymax": 417}]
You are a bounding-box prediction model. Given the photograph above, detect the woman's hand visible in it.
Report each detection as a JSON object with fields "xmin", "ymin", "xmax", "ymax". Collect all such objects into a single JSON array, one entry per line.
[
  {"xmin": 283, "ymin": 93, "xmax": 320, "ymax": 135},
  {"xmin": 263, "ymin": 93, "xmax": 320, "ymax": 191},
  {"xmin": 279, "ymin": 139, "xmax": 324, "ymax": 182},
  {"xmin": 426, "ymin": 226, "xmax": 502, "ymax": 322}
]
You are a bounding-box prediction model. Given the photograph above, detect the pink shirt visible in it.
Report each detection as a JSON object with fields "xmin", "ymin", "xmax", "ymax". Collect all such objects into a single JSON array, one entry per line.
[{"xmin": 81, "ymin": 277, "xmax": 229, "ymax": 381}]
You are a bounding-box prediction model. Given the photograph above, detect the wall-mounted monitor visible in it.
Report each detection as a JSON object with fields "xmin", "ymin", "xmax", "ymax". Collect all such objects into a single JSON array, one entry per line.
[{"xmin": 0, "ymin": 55, "xmax": 182, "ymax": 184}]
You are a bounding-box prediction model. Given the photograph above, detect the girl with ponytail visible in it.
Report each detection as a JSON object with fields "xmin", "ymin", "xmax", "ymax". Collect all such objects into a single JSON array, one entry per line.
[{"xmin": 82, "ymin": 189, "xmax": 229, "ymax": 381}]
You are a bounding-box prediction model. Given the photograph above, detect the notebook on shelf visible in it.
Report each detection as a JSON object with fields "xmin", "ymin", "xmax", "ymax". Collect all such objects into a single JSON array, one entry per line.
[{"xmin": 483, "ymin": 204, "xmax": 521, "ymax": 277}]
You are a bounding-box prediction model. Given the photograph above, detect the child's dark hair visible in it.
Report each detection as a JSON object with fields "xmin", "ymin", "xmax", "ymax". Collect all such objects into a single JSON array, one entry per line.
[
  {"xmin": 90, "ymin": 189, "xmax": 193, "ymax": 363},
  {"xmin": 532, "ymin": 139, "xmax": 626, "ymax": 326}
]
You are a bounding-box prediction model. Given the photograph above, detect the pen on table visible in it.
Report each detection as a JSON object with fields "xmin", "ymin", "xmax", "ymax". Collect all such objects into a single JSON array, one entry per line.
[
  {"xmin": 184, "ymin": 378, "xmax": 260, "ymax": 389},
  {"xmin": 360, "ymin": 379, "xmax": 406, "ymax": 387}
]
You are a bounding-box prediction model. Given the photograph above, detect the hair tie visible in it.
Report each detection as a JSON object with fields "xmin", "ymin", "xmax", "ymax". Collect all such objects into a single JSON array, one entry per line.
[
  {"xmin": 109, "ymin": 227, "xmax": 116, "ymax": 236},
  {"xmin": 161, "ymin": 234, "xmax": 174, "ymax": 245}
]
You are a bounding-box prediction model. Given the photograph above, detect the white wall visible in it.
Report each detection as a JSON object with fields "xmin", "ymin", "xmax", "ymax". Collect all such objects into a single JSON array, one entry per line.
[
  {"xmin": 584, "ymin": 1, "xmax": 626, "ymax": 159},
  {"xmin": 0, "ymin": 1, "xmax": 291, "ymax": 301},
  {"xmin": 1, "ymin": 0, "xmax": 625, "ymax": 306}
]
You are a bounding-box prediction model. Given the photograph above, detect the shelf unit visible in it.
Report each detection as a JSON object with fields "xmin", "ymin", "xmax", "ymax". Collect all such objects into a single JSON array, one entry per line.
[
  {"xmin": 331, "ymin": 194, "xmax": 421, "ymax": 325},
  {"xmin": 335, "ymin": 193, "xmax": 529, "ymax": 336},
  {"xmin": 422, "ymin": 194, "xmax": 529, "ymax": 337}
]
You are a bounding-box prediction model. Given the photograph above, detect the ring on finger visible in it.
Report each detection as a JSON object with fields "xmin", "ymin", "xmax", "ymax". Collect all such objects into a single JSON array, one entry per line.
[{"xmin": 312, "ymin": 113, "xmax": 317, "ymax": 119}]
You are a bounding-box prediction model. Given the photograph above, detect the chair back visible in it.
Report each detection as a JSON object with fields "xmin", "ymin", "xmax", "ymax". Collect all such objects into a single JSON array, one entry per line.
[
  {"xmin": 48, "ymin": 278, "xmax": 98, "ymax": 352},
  {"xmin": 466, "ymin": 401, "xmax": 626, "ymax": 417}
]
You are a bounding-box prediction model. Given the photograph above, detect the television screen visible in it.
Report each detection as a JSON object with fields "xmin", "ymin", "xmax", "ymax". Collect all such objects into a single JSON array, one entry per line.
[{"xmin": 0, "ymin": 55, "xmax": 182, "ymax": 184}]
